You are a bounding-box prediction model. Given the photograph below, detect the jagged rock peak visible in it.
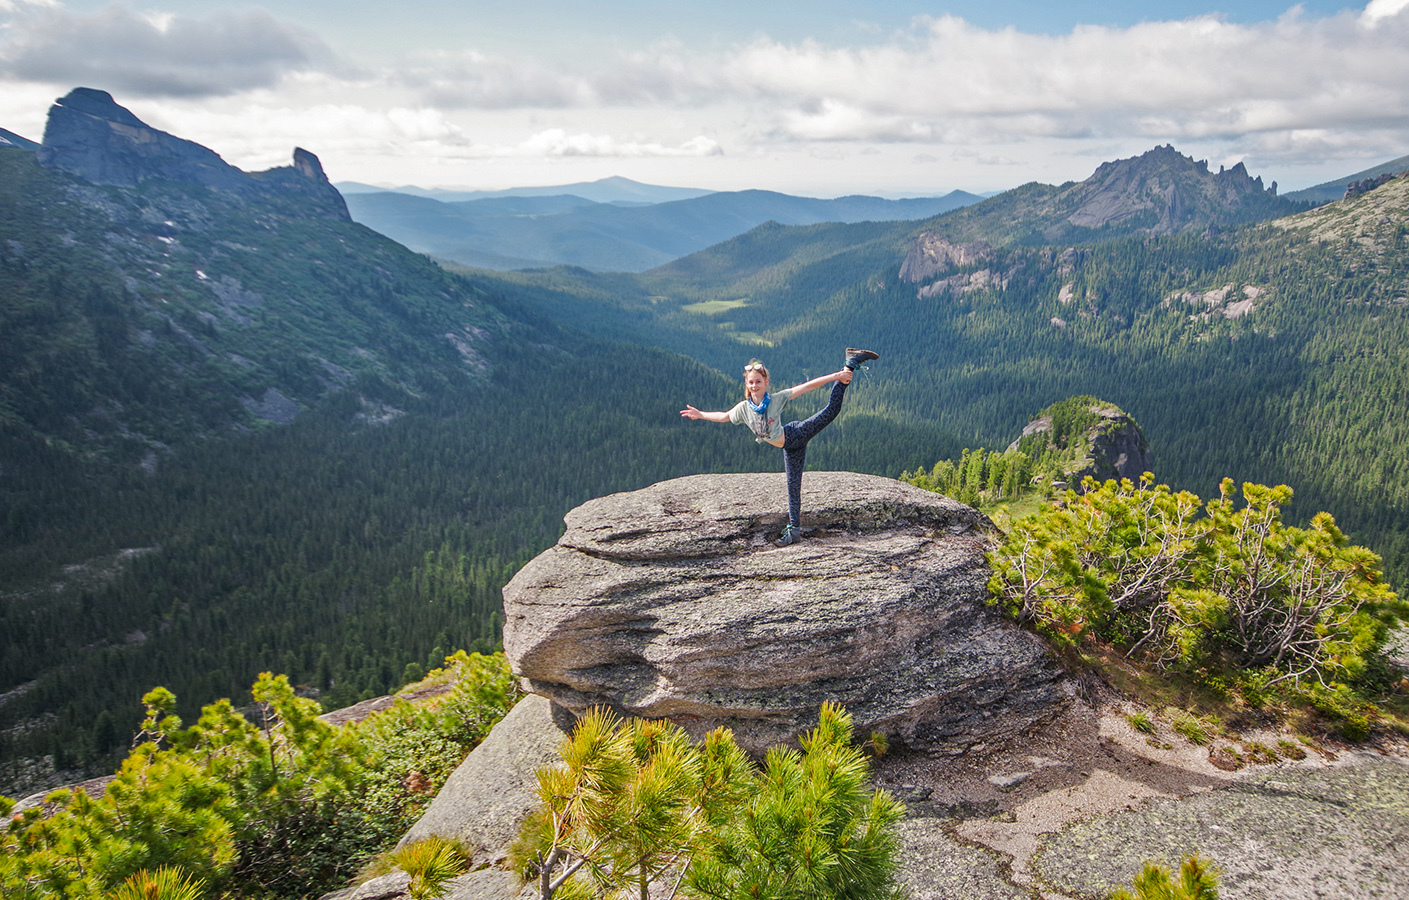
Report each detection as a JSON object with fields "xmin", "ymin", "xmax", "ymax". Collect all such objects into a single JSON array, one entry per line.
[
  {"xmin": 1063, "ymin": 144, "xmax": 1277, "ymax": 233},
  {"xmin": 502, "ymin": 472, "xmax": 1071, "ymax": 756},
  {"xmin": 292, "ymin": 147, "xmax": 327, "ymax": 181},
  {"xmin": 36, "ymin": 87, "xmax": 348, "ymax": 220}
]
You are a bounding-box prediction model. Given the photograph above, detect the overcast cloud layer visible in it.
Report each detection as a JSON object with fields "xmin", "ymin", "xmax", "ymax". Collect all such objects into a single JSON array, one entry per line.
[{"xmin": 1, "ymin": 0, "xmax": 1407, "ymax": 194}]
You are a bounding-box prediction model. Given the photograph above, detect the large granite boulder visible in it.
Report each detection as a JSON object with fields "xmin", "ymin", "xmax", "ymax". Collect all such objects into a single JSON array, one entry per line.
[{"xmin": 502, "ymin": 472, "xmax": 1070, "ymax": 755}]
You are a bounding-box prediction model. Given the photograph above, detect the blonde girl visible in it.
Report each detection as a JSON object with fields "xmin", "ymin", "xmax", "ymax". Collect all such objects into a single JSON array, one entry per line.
[{"xmin": 681, "ymin": 348, "xmax": 879, "ymax": 545}]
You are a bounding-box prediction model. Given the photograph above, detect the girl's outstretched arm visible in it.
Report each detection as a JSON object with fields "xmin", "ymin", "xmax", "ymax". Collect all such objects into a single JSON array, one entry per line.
[
  {"xmin": 786, "ymin": 368, "xmax": 852, "ymax": 398},
  {"xmin": 680, "ymin": 405, "xmax": 731, "ymax": 423}
]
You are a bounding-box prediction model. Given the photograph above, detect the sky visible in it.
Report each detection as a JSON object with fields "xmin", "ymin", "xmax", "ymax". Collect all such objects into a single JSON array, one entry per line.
[{"xmin": 2, "ymin": 0, "xmax": 1408, "ymax": 197}]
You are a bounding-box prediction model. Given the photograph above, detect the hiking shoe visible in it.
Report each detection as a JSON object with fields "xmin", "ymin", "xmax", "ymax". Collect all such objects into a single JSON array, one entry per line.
[
  {"xmin": 845, "ymin": 348, "xmax": 880, "ymax": 370},
  {"xmin": 777, "ymin": 524, "xmax": 801, "ymax": 546}
]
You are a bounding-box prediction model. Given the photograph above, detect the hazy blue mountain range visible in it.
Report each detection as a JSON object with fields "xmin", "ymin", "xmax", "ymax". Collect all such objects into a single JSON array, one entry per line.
[
  {"xmin": 1284, "ymin": 152, "xmax": 1409, "ymax": 204},
  {"xmin": 342, "ymin": 184, "xmax": 984, "ymax": 272},
  {"xmin": 336, "ymin": 174, "xmax": 716, "ymax": 205}
]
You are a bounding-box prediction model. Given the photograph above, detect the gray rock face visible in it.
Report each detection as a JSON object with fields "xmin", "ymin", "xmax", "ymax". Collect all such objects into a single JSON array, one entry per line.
[
  {"xmin": 502, "ymin": 472, "xmax": 1070, "ymax": 755},
  {"xmin": 398, "ymin": 694, "xmax": 570, "ymax": 863},
  {"xmin": 1064, "ymin": 146, "xmax": 1274, "ymax": 233},
  {"xmin": 37, "ymin": 88, "xmax": 349, "ymax": 220},
  {"xmin": 1009, "ymin": 404, "xmax": 1152, "ymax": 485},
  {"xmin": 899, "ymin": 233, "xmax": 993, "ymax": 283},
  {"xmin": 1079, "ymin": 411, "xmax": 1153, "ymax": 483}
]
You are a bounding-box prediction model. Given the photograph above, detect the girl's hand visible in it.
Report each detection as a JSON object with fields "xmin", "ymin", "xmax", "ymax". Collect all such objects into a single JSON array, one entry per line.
[
  {"xmin": 838, "ymin": 368, "xmax": 853, "ymax": 385},
  {"xmin": 681, "ymin": 405, "xmax": 702, "ymax": 419}
]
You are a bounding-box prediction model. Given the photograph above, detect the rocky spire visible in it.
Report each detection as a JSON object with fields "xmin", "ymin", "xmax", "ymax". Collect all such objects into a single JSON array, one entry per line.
[{"xmin": 36, "ymin": 87, "xmax": 348, "ymax": 220}]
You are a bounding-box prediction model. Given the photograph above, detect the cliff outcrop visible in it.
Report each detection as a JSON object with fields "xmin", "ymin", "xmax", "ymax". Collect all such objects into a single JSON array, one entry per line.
[
  {"xmin": 502, "ymin": 472, "xmax": 1071, "ymax": 756},
  {"xmin": 1009, "ymin": 398, "xmax": 1152, "ymax": 487},
  {"xmin": 37, "ymin": 87, "xmax": 348, "ymax": 220}
]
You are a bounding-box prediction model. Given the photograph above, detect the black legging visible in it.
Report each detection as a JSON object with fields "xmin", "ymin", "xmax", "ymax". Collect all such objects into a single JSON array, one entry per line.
[{"xmin": 781, "ymin": 380, "xmax": 847, "ymax": 530}]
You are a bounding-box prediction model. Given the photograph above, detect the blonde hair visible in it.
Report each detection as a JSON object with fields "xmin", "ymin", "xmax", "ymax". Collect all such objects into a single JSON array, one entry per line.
[{"xmin": 742, "ymin": 359, "xmax": 770, "ymax": 397}]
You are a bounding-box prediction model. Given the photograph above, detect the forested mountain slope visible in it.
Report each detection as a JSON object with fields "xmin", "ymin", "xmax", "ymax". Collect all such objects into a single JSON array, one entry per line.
[
  {"xmin": 3, "ymin": 92, "xmax": 948, "ymax": 790},
  {"xmin": 488, "ymin": 152, "xmax": 1409, "ymax": 584}
]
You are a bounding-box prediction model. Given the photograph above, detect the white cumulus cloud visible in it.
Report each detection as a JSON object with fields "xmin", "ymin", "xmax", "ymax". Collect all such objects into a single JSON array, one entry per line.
[
  {"xmin": 513, "ymin": 129, "xmax": 721, "ymax": 158},
  {"xmin": 0, "ymin": 2, "xmax": 329, "ymax": 97},
  {"xmin": 711, "ymin": 11, "xmax": 1409, "ymax": 145},
  {"xmin": 371, "ymin": 4, "xmax": 1409, "ymax": 163}
]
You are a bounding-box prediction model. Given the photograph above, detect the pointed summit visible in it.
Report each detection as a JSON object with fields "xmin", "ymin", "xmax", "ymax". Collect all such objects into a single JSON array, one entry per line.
[
  {"xmin": 906, "ymin": 144, "xmax": 1298, "ymax": 249},
  {"xmin": 1061, "ymin": 144, "xmax": 1277, "ymax": 233},
  {"xmin": 37, "ymin": 87, "xmax": 347, "ymax": 220}
]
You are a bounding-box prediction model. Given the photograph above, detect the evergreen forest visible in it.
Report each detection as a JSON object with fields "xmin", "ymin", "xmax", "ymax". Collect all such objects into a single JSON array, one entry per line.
[
  {"xmin": 481, "ymin": 173, "xmax": 1409, "ymax": 588},
  {"xmin": 5, "ymin": 134, "xmax": 1409, "ymax": 804},
  {"xmin": 0, "ymin": 146, "xmax": 955, "ymax": 790}
]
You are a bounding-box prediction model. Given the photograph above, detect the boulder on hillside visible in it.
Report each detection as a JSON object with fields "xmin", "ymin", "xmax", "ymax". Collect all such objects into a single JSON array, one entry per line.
[{"xmin": 502, "ymin": 472, "xmax": 1071, "ymax": 756}]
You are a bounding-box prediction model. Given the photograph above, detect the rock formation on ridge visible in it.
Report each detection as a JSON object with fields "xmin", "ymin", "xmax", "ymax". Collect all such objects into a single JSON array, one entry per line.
[
  {"xmin": 899, "ymin": 233, "xmax": 993, "ymax": 283},
  {"xmin": 1008, "ymin": 397, "xmax": 1153, "ymax": 487},
  {"xmin": 1062, "ymin": 145, "xmax": 1276, "ymax": 232},
  {"xmin": 37, "ymin": 87, "xmax": 349, "ymax": 220},
  {"xmin": 502, "ymin": 472, "xmax": 1071, "ymax": 755}
]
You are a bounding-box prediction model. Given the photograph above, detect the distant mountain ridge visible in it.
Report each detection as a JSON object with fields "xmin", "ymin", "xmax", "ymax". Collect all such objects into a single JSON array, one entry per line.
[
  {"xmin": 343, "ymin": 185, "xmax": 984, "ymax": 272},
  {"xmin": 38, "ymin": 87, "xmax": 349, "ymax": 220},
  {"xmin": 337, "ymin": 175, "xmax": 715, "ymax": 205},
  {"xmin": 903, "ymin": 144, "xmax": 1301, "ymax": 249},
  {"xmin": 1284, "ymin": 152, "xmax": 1409, "ymax": 204}
]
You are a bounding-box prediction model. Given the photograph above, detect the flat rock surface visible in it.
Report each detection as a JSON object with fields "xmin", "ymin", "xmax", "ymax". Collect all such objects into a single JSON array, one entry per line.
[
  {"xmin": 503, "ymin": 472, "xmax": 1070, "ymax": 754},
  {"xmin": 880, "ymin": 692, "xmax": 1409, "ymax": 900},
  {"xmin": 1033, "ymin": 753, "xmax": 1409, "ymax": 900}
]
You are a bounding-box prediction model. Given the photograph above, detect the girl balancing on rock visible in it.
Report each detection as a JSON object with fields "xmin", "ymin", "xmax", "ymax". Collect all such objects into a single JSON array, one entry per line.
[{"xmin": 680, "ymin": 348, "xmax": 879, "ymax": 546}]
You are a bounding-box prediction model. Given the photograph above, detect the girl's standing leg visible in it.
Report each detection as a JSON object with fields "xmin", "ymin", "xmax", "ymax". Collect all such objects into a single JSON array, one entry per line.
[{"xmin": 780, "ymin": 380, "xmax": 848, "ymax": 533}]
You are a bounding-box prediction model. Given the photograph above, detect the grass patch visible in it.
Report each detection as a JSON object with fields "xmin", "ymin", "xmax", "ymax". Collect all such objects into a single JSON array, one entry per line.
[
  {"xmin": 1170, "ymin": 711, "xmax": 1217, "ymax": 745},
  {"xmin": 682, "ymin": 298, "xmax": 750, "ymax": 315},
  {"xmin": 981, "ymin": 495, "xmax": 1049, "ymax": 532},
  {"xmin": 1126, "ymin": 711, "xmax": 1156, "ymax": 734},
  {"xmin": 1245, "ymin": 741, "xmax": 1279, "ymax": 764},
  {"xmin": 1276, "ymin": 738, "xmax": 1307, "ymax": 760},
  {"xmin": 725, "ymin": 330, "xmax": 773, "ymax": 346}
]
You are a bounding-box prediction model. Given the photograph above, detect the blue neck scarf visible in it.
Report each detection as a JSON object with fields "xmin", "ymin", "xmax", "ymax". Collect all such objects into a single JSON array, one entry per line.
[{"xmin": 746, "ymin": 392, "xmax": 771, "ymax": 416}]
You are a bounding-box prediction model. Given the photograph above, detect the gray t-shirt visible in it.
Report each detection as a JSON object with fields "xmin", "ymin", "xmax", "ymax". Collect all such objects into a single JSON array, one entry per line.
[{"xmin": 728, "ymin": 388, "xmax": 794, "ymax": 443}]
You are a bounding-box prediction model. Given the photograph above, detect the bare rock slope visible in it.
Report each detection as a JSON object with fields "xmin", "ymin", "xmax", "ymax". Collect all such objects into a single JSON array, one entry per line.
[{"xmin": 502, "ymin": 472, "xmax": 1071, "ymax": 755}]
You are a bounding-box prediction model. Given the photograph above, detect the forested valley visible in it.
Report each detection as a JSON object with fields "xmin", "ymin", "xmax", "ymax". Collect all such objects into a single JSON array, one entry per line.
[
  {"xmin": 5, "ymin": 131, "xmax": 1409, "ymax": 803},
  {"xmin": 483, "ymin": 167, "xmax": 1409, "ymax": 589},
  {"xmin": 0, "ymin": 143, "xmax": 956, "ymax": 792}
]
